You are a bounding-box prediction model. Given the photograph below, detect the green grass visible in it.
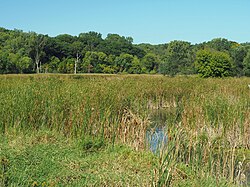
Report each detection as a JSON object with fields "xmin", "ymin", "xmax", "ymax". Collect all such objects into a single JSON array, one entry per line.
[
  {"xmin": 0, "ymin": 74, "xmax": 249, "ymax": 186},
  {"xmin": 0, "ymin": 129, "xmax": 155, "ymax": 186}
]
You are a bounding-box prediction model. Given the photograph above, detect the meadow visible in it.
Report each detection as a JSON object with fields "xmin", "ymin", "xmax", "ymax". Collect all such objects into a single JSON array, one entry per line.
[{"xmin": 0, "ymin": 74, "xmax": 249, "ymax": 186}]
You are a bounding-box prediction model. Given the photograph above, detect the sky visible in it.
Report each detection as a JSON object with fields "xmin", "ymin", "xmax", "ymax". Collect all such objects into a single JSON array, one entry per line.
[{"xmin": 0, "ymin": 0, "xmax": 249, "ymax": 44}]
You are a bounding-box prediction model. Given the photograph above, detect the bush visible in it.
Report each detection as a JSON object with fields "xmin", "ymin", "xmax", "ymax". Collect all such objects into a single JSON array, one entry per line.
[{"xmin": 195, "ymin": 49, "xmax": 233, "ymax": 78}]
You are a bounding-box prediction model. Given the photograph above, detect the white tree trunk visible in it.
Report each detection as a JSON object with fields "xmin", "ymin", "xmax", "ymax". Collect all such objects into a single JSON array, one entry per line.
[
  {"xmin": 35, "ymin": 50, "xmax": 40, "ymax": 74},
  {"xmin": 74, "ymin": 60, "xmax": 77, "ymax": 74},
  {"xmin": 74, "ymin": 52, "xmax": 80, "ymax": 74},
  {"xmin": 36, "ymin": 61, "xmax": 39, "ymax": 74}
]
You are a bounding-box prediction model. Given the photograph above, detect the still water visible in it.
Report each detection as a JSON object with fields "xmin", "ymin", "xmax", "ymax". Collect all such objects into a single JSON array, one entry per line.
[
  {"xmin": 146, "ymin": 110, "xmax": 250, "ymax": 186},
  {"xmin": 146, "ymin": 109, "xmax": 168, "ymax": 153}
]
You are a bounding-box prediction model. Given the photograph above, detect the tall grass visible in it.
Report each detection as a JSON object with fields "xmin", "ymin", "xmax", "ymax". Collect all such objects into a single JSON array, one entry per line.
[{"xmin": 0, "ymin": 74, "xmax": 249, "ymax": 186}]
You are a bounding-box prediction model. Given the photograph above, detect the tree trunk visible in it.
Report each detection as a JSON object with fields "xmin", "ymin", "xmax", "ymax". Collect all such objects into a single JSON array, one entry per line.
[
  {"xmin": 36, "ymin": 61, "xmax": 39, "ymax": 74},
  {"xmin": 74, "ymin": 52, "xmax": 80, "ymax": 74},
  {"xmin": 35, "ymin": 50, "xmax": 40, "ymax": 74},
  {"xmin": 39, "ymin": 60, "xmax": 42, "ymax": 73},
  {"xmin": 74, "ymin": 60, "xmax": 77, "ymax": 74}
]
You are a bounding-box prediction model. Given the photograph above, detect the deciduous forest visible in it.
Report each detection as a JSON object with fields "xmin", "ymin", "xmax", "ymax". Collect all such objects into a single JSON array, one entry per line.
[{"xmin": 1, "ymin": 27, "xmax": 250, "ymax": 77}]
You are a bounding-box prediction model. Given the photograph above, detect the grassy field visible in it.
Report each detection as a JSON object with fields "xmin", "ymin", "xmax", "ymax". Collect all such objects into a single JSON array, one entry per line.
[{"xmin": 0, "ymin": 74, "xmax": 249, "ymax": 186}]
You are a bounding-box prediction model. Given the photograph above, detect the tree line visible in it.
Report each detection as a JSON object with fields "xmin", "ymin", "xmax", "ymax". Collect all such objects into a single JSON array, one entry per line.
[{"xmin": 1, "ymin": 27, "xmax": 250, "ymax": 77}]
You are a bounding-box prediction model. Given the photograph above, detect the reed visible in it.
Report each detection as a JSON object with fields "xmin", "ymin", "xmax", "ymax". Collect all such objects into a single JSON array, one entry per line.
[{"xmin": 0, "ymin": 74, "xmax": 249, "ymax": 186}]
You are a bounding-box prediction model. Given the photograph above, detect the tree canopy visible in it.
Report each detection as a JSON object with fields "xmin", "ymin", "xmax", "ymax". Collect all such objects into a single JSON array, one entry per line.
[
  {"xmin": 195, "ymin": 49, "xmax": 233, "ymax": 78},
  {"xmin": 0, "ymin": 27, "xmax": 250, "ymax": 77}
]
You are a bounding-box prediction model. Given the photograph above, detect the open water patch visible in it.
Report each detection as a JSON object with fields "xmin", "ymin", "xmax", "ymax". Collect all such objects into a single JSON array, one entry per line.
[{"xmin": 146, "ymin": 109, "xmax": 168, "ymax": 153}]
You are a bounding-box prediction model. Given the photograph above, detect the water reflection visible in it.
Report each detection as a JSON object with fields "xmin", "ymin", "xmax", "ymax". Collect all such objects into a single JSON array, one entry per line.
[
  {"xmin": 146, "ymin": 109, "xmax": 168, "ymax": 153},
  {"xmin": 146, "ymin": 127, "xmax": 167, "ymax": 153},
  {"xmin": 146, "ymin": 110, "xmax": 250, "ymax": 186}
]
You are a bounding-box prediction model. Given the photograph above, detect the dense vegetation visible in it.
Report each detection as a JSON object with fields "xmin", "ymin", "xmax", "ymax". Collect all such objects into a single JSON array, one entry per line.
[
  {"xmin": 1, "ymin": 27, "xmax": 250, "ymax": 77},
  {"xmin": 0, "ymin": 27, "xmax": 250, "ymax": 186},
  {"xmin": 0, "ymin": 74, "xmax": 249, "ymax": 186}
]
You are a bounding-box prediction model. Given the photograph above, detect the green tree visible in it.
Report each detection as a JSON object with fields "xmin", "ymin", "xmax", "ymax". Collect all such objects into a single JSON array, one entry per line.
[
  {"xmin": 141, "ymin": 53, "xmax": 159, "ymax": 73},
  {"xmin": 29, "ymin": 33, "xmax": 47, "ymax": 73},
  {"xmin": 99, "ymin": 64, "xmax": 116, "ymax": 74},
  {"xmin": 231, "ymin": 46, "xmax": 248, "ymax": 76},
  {"xmin": 58, "ymin": 58, "xmax": 75, "ymax": 73},
  {"xmin": 0, "ymin": 50, "xmax": 13, "ymax": 73},
  {"xmin": 115, "ymin": 53, "xmax": 134, "ymax": 72},
  {"xmin": 136, "ymin": 43, "xmax": 168, "ymax": 57},
  {"xmin": 79, "ymin": 32, "xmax": 103, "ymax": 52},
  {"xmin": 82, "ymin": 51, "xmax": 99, "ymax": 73},
  {"xmin": 17, "ymin": 56, "xmax": 33, "ymax": 73},
  {"xmin": 195, "ymin": 49, "xmax": 233, "ymax": 78},
  {"xmin": 95, "ymin": 52, "xmax": 108, "ymax": 73},
  {"xmin": 106, "ymin": 54, "xmax": 116, "ymax": 66},
  {"xmin": 102, "ymin": 34, "xmax": 145, "ymax": 58},
  {"xmin": 160, "ymin": 40, "xmax": 193, "ymax": 76},
  {"xmin": 206, "ymin": 38, "xmax": 235, "ymax": 52},
  {"xmin": 8, "ymin": 53, "xmax": 19, "ymax": 73},
  {"xmin": 71, "ymin": 41, "xmax": 83, "ymax": 74},
  {"xmin": 128, "ymin": 56, "xmax": 142, "ymax": 74},
  {"xmin": 52, "ymin": 34, "xmax": 75, "ymax": 60},
  {"xmin": 71, "ymin": 48, "xmax": 108, "ymax": 74},
  {"xmin": 49, "ymin": 56, "xmax": 60, "ymax": 73},
  {"xmin": 243, "ymin": 51, "xmax": 250, "ymax": 76}
]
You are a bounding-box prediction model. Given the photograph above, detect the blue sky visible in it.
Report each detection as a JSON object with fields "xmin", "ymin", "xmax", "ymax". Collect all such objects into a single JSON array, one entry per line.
[{"xmin": 0, "ymin": 0, "xmax": 249, "ymax": 44}]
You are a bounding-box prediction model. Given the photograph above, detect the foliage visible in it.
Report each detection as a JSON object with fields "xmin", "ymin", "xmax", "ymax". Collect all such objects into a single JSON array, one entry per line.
[
  {"xmin": 141, "ymin": 53, "xmax": 159, "ymax": 73},
  {"xmin": 206, "ymin": 38, "xmax": 237, "ymax": 52},
  {"xmin": 195, "ymin": 49, "xmax": 233, "ymax": 77},
  {"xmin": 1, "ymin": 27, "xmax": 250, "ymax": 76},
  {"xmin": 160, "ymin": 40, "xmax": 194, "ymax": 76},
  {"xmin": 230, "ymin": 46, "xmax": 248, "ymax": 76},
  {"xmin": 114, "ymin": 53, "xmax": 134, "ymax": 73},
  {"xmin": 243, "ymin": 50, "xmax": 250, "ymax": 76}
]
